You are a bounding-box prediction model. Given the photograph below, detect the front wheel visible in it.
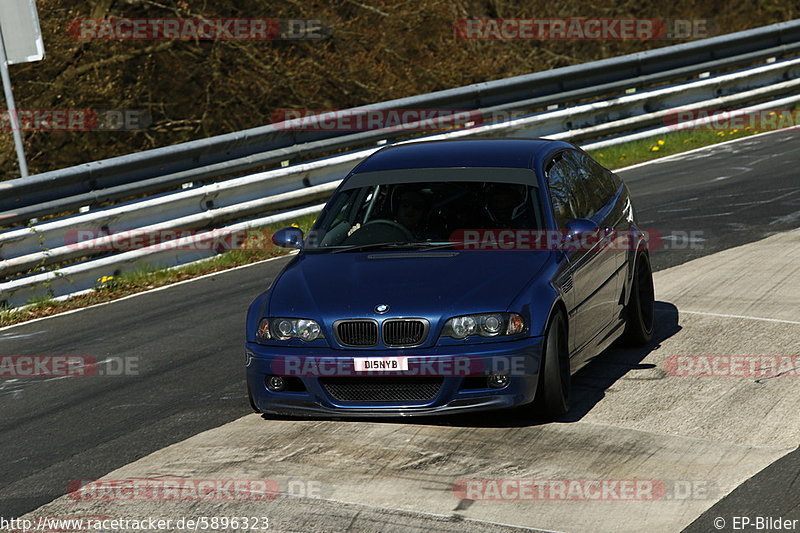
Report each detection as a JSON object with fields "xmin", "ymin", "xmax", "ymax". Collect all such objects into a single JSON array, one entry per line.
[
  {"xmin": 620, "ymin": 252, "xmax": 655, "ymax": 346},
  {"xmin": 518, "ymin": 311, "xmax": 569, "ymax": 421}
]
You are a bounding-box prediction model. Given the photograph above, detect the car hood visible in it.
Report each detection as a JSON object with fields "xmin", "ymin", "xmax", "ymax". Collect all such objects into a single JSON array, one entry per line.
[{"xmin": 267, "ymin": 250, "xmax": 553, "ymax": 320}]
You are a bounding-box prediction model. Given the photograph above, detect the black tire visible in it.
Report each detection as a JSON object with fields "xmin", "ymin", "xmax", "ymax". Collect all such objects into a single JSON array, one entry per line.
[
  {"xmin": 247, "ymin": 382, "xmax": 262, "ymax": 414},
  {"xmin": 529, "ymin": 311, "xmax": 570, "ymax": 420},
  {"xmin": 620, "ymin": 251, "xmax": 655, "ymax": 346}
]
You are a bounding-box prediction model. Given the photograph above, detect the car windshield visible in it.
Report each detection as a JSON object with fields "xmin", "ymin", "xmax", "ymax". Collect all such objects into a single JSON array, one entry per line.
[{"xmin": 305, "ymin": 179, "xmax": 544, "ymax": 251}]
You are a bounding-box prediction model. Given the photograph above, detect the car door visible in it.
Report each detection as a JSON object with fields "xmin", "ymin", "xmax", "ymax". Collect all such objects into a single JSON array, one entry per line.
[
  {"xmin": 545, "ymin": 150, "xmax": 617, "ymax": 357},
  {"xmin": 581, "ymin": 153, "xmax": 629, "ymax": 323}
]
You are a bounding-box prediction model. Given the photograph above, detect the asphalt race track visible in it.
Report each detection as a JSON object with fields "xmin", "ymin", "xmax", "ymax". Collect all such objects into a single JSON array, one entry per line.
[{"xmin": 1, "ymin": 129, "xmax": 799, "ymax": 532}]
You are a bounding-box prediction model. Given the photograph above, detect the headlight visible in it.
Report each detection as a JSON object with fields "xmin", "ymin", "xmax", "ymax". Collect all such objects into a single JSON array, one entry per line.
[
  {"xmin": 256, "ymin": 318, "xmax": 323, "ymax": 342},
  {"xmin": 441, "ymin": 313, "xmax": 526, "ymax": 339},
  {"xmin": 450, "ymin": 315, "xmax": 478, "ymax": 338},
  {"xmin": 296, "ymin": 319, "xmax": 321, "ymax": 341}
]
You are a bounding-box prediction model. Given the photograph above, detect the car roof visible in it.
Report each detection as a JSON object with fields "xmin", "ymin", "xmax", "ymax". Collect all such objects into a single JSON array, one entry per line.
[{"xmin": 351, "ymin": 138, "xmax": 574, "ymax": 173}]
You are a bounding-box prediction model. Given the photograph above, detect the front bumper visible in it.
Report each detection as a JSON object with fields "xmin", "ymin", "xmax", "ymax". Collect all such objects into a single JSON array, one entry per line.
[{"xmin": 245, "ymin": 337, "xmax": 544, "ymax": 417}]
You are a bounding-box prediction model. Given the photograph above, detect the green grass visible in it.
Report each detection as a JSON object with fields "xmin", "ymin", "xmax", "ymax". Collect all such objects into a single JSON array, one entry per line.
[
  {"xmin": 587, "ymin": 104, "xmax": 800, "ymax": 169},
  {"xmin": 588, "ymin": 127, "xmax": 762, "ymax": 169},
  {"xmin": 2, "ymin": 118, "xmax": 794, "ymax": 327}
]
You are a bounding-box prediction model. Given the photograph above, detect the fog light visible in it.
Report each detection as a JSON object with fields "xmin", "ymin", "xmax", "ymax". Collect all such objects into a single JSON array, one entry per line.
[
  {"xmin": 266, "ymin": 375, "xmax": 286, "ymax": 392},
  {"xmin": 487, "ymin": 372, "xmax": 510, "ymax": 389}
]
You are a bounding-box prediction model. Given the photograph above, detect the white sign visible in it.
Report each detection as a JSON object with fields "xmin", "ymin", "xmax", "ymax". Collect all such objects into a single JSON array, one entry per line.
[
  {"xmin": 0, "ymin": 0, "xmax": 45, "ymax": 64},
  {"xmin": 353, "ymin": 357, "xmax": 409, "ymax": 372}
]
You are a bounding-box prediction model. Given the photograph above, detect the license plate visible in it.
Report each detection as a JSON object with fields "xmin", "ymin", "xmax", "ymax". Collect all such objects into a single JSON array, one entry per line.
[{"xmin": 353, "ymin": 357, "xmax": 409, "ymax": 372}]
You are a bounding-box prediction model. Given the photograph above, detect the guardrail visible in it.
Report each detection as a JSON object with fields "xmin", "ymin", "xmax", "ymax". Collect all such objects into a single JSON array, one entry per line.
[
  {"xmin": 2, "ymin": 20, "xmax": 800, "ymax": 223},
  {"xmin": 1, "ymin": 20, "xmax": 800, "ymax": 308}
]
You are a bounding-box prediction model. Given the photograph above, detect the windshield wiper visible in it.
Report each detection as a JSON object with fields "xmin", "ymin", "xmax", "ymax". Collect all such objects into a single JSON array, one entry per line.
[{"xmin": 327, "ymin": 241, "xmax": 455, "ymax": 253}]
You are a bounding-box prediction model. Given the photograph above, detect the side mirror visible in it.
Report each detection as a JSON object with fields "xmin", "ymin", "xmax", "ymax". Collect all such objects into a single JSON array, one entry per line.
[
  {"xmin": 563, "ymin": 218, "xmax": 600, "ymax": 249},
  {"xmin": 272, "ymin": 227, "xmax": 304, "ymax": 249}
]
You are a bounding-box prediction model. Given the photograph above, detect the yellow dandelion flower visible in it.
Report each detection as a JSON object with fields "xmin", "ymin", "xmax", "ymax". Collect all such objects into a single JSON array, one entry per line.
[
  {"xmin": 657, "ymin": 140, "xmax": 665, "ymax": 146},
  {"xmin": 650, "ymin": 146, "xmax": 660, "ymax": 151},
  {"xmin": 716, "ymin": 131, "xmax": 725, "ymax": 136}
]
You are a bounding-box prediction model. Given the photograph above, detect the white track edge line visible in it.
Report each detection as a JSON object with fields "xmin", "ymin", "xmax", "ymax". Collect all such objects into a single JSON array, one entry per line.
[{"xmin": 679, "ymin": 310, "xmax": 800, "ymax": 325}]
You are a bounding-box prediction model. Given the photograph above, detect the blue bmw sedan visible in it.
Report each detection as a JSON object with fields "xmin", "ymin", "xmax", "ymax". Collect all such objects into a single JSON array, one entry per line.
[{"xmin": 245, "ymin": 138, "xmax": 654, "ymax": 419}]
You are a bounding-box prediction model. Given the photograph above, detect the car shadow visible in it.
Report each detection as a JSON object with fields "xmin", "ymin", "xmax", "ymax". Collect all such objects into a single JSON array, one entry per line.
[
  {"xmin": 559, "ymin": 300, "xmax": 681, "ymax": 423},
  {"xmin": 261, "ymin": 301, "xmax": 681, "ymax": 429}
]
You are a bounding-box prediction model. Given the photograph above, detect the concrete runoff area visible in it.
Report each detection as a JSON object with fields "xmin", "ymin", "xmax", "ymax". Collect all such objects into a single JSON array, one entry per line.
[{"xmin": 9, "ymin": 229, "xmax": 799, "ymax": 532}]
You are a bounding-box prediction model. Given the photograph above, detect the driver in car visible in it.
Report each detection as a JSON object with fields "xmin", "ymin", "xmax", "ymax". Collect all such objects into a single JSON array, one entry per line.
[
  {"xmin": 393, "ymin": 188, "xmax": 429, "ymax": 240},
  {"xmin": 483, "ymin": 183, "xmax": 530, "ymax": 229}
]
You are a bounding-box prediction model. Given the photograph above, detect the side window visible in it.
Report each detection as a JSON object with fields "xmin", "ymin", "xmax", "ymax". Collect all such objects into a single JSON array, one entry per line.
[
  {"xmin": 563, "ymin": 150, "xmax": 606, "ymax": 218},
  {"xmin": 547, "ymin": 149, "xmax": 624, "ymax": 226},
  {"xmin": 546, "ymin": 153, "xmax": 580, "ymax": 228},
  {"xmin": 547, "ymin": 149, "xmax": 602, "ymax": 223},
  {"xmin": 577, "ymin": 151, "xmax": 620, "ymax": 211}
]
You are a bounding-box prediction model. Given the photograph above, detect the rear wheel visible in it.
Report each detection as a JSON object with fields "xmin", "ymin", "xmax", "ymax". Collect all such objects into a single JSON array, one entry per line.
[
  {"xmin": 525, "ymin": 311, "xmax": 570, "ymax": 420},
  {"xmin": 620, "ymin": 252, "xmax": 655, "ymax": 346}
]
